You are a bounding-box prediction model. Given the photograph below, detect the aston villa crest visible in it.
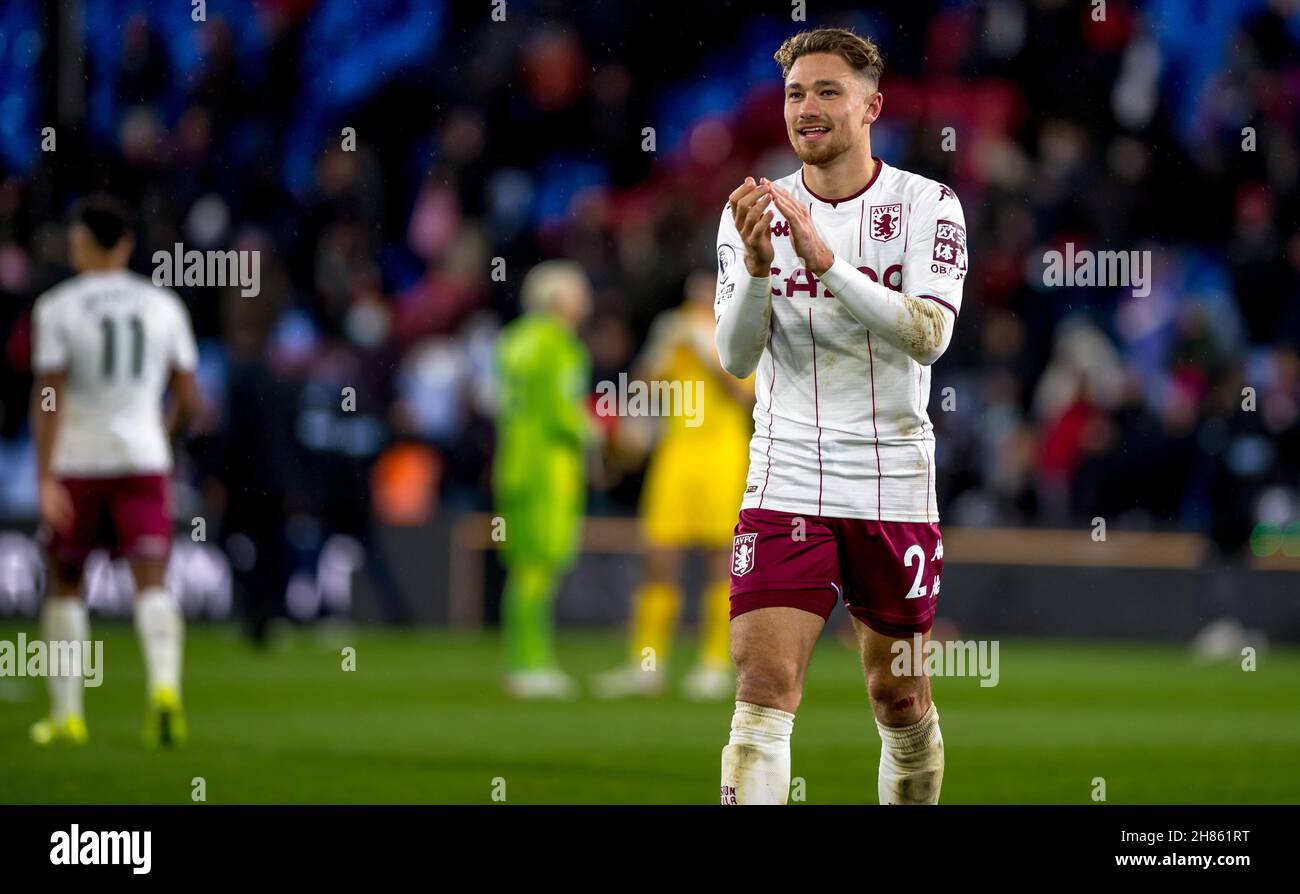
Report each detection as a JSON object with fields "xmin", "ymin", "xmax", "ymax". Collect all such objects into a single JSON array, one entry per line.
[
  {"xmin": 870, "ymin": 203, "xmax": 902, "ymax": 242},
  {"xmin": 731, "ymin": 533, "xmax": 757, "ymax": 577}
]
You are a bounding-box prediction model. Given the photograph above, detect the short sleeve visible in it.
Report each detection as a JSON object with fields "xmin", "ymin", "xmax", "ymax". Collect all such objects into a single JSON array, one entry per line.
[
  {"xmin": 902, "ymin": 182, "xmax": 968, "ymax": 318},
  {"xmin": 169, "ymin": 295, "xmax": 199, "ymax": 372},
  {"xmin": 31, "ymin": 295, "xmax": 67, "ymax": 373}
]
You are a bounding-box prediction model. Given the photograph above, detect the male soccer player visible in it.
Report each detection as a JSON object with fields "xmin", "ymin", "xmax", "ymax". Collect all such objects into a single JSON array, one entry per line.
[
  {"xmin": 713, "ymin": 28, "xmax": 967, "ymax": 804},
  {"xmin": 29, "ymin": 194, "xmax": 201, "ymax": 747},
  {"xmin": 591, "ymin": 270, "xmax": 754, "ymax": 701},
  {"xmin": 493, "ymin": 260, "xmax": 594, "ymax": 699}
]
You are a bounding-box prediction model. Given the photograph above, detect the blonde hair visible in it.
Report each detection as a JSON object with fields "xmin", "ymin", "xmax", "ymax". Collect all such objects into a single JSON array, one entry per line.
[
  {"xmin": 521, "ymin": 259, "xmax": 588, "ymax": 313},
  {"xmin": 774, "ymin": 28, "xmax": 884, "ymax": 87}
]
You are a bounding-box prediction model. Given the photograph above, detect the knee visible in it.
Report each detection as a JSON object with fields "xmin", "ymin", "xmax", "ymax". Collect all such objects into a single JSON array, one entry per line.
[
  {"xmin": 867, "ymin": 668, "xmax": 928, "ymax": 726},
  {"xmin": 734, "ymin": 653, "xmax": 804, "ymax": 714}
]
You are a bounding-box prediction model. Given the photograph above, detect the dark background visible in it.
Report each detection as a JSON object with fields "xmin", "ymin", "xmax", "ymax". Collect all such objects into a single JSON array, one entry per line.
[{"xmin": 0, "ymin": 0, "xmax": 1297, "ymax": 639}]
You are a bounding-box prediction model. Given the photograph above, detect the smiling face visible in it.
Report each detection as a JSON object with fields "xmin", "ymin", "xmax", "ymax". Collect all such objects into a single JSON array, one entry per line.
[{"xmin": 783, "ymin": 52, "xmax": 881, "ymax": 166}]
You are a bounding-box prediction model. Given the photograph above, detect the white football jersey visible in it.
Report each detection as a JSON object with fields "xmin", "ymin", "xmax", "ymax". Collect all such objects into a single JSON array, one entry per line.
[
  {"xmin": 715, "ymin": 159, "xmax": 967, "ymax": 522},
  {"xmin": 32, "ymin": 269, "xmax": 198, "ymax": 477}
]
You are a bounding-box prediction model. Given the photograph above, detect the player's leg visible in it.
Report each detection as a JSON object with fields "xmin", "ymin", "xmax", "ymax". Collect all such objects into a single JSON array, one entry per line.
[
  {"xmin": 130, "ymin": 557, "xmax": 187, "ymax": 747},
  {"xmin": 30, "ymin": 557, "xmax": 90, "ymax": 745},
  {"xmin": 499, "ymin": 472, "xmax": 581, "ymax": 699},
  {"xmin": 497, "ymin": 495, "xmax": 555, "ymax": 687},
  {"xmin": 840, "ymin": 519, "xmax": 946, "ymax": 804},
  {"xmin": 501, "ymin": 556, "xmax": 559, "ymax": 670},
  {"xmin": 31, "ymin": 477, "xmax": 97, "ymax": 745},
  {"xmin": 130, "ymin": 556, "xmax": 183, "ymax": 701},
  {"xmin": 116, "ymin": 474, "xmax": 186, "ymax": 747},
  {"xmin": 591, "ymin": 546, "xmax": 680, "ymax": 698},
  {"xmin": 593, "ymin": 442, "xmax": 688, "ymax": 697},
  {"xmin": 852, "ymin": 618, "xmax": 943, "ymax": 804},
  {"xmin": 722, "ymin": 606, "xmax": 825, "ymax": 804},
  {"xmin": 500, "ymin": 556, "xmax": 578, "ymax": 699},
  {"xmin": 720, "ymin": 508, "xmax": 840, "ymax": 804},
  {"xmin": 682, "ymin": 548, "xmax": 733, "ymax": 701},
  {"xmin": 630, "ymin": 546, "xmax": 683, "ymax": 672}
]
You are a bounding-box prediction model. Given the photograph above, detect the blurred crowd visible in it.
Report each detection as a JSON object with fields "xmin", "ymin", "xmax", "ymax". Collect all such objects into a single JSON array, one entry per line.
[{"xmin": 1, "ymin": 0, "xmax": 1299, "ymax": 578}]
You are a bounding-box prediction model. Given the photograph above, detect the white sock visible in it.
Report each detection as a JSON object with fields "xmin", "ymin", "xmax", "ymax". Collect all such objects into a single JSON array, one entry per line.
[
  {"xmin": 41, "ymin": 598, "xmax": 89, "ymax": 721},
  {"xmin": 877, "ymin": 702, "xmax": 944, "ymax": 804},
  {"xmin": 720, "ymin": 701, "xmax": 794, "ymax": 804},
  {"xmin": 134, "ymin": 587, "xmax": 183, "ymax": 698}
]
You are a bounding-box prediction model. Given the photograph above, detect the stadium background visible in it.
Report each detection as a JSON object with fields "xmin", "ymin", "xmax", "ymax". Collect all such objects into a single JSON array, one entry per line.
[{"xmin": 0, "ymin": 0, "xmax": 1298, "ymax": 803}]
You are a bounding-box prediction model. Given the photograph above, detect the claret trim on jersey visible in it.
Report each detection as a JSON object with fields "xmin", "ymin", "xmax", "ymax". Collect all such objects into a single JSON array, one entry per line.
[
  {"xmin": 916, "ymin": 293, "xmax": 960, "ymax": 318},
  {"xmin": 801, "ymin": 156, "xmax": 884, "ymax": 208}
]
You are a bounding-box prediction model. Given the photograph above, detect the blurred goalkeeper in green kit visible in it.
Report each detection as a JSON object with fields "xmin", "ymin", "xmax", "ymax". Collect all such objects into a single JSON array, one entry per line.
[{"xmin": 493, "ymin": 260, "xmax": 594, "ymax": 699}]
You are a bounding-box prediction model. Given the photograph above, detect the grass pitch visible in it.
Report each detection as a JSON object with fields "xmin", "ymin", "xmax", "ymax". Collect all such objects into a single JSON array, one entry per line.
[{"xmin": 1, "ymin": 620, "xmax": 1297, "ymax": 804}]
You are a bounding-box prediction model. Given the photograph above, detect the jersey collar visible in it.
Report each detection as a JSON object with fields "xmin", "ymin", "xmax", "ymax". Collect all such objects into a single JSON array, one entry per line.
[{"xmin": 800, "ymin": 157, "xmax": 884, "ymax": 208}]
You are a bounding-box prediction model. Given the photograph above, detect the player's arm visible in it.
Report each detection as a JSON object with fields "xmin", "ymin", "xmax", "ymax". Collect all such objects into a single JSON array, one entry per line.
[
  {"xmin": 29, "ymin": 298, "xmax": 73, "ymax": 532},
  {"xmin": 165, "ymin": 294, "xmax": 202, "ymax": 440},
  {"xmin": 714, "ymin": 178, "xmax": 775, "ymax": 378},
  {"xmin": 31, "ymin": 372, "xmax": 64, "ymax": 486},
  {"xmin": 685, "ymin": 323, "xmax": 757, "ymax": 407},
  {"xmin": 31, "ymin": 373, "xmax": 72, "ymax": 532},
  {"xmin": 548, "ymin": 337, "xmax": 594, "ymax": 448},
  {"xmin": 763, "ymin": 179, "xmax": 963, "ymax": 366},
  {"xmin": 166, "ymin": 368, "xmax": 201, "ymax": 439}
]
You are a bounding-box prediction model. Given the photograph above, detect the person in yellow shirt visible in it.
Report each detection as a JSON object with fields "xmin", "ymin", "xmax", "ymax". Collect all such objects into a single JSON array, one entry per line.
[{"xmin": 593, "ymin": 270, "xmax": 754, "ymax": 700}]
